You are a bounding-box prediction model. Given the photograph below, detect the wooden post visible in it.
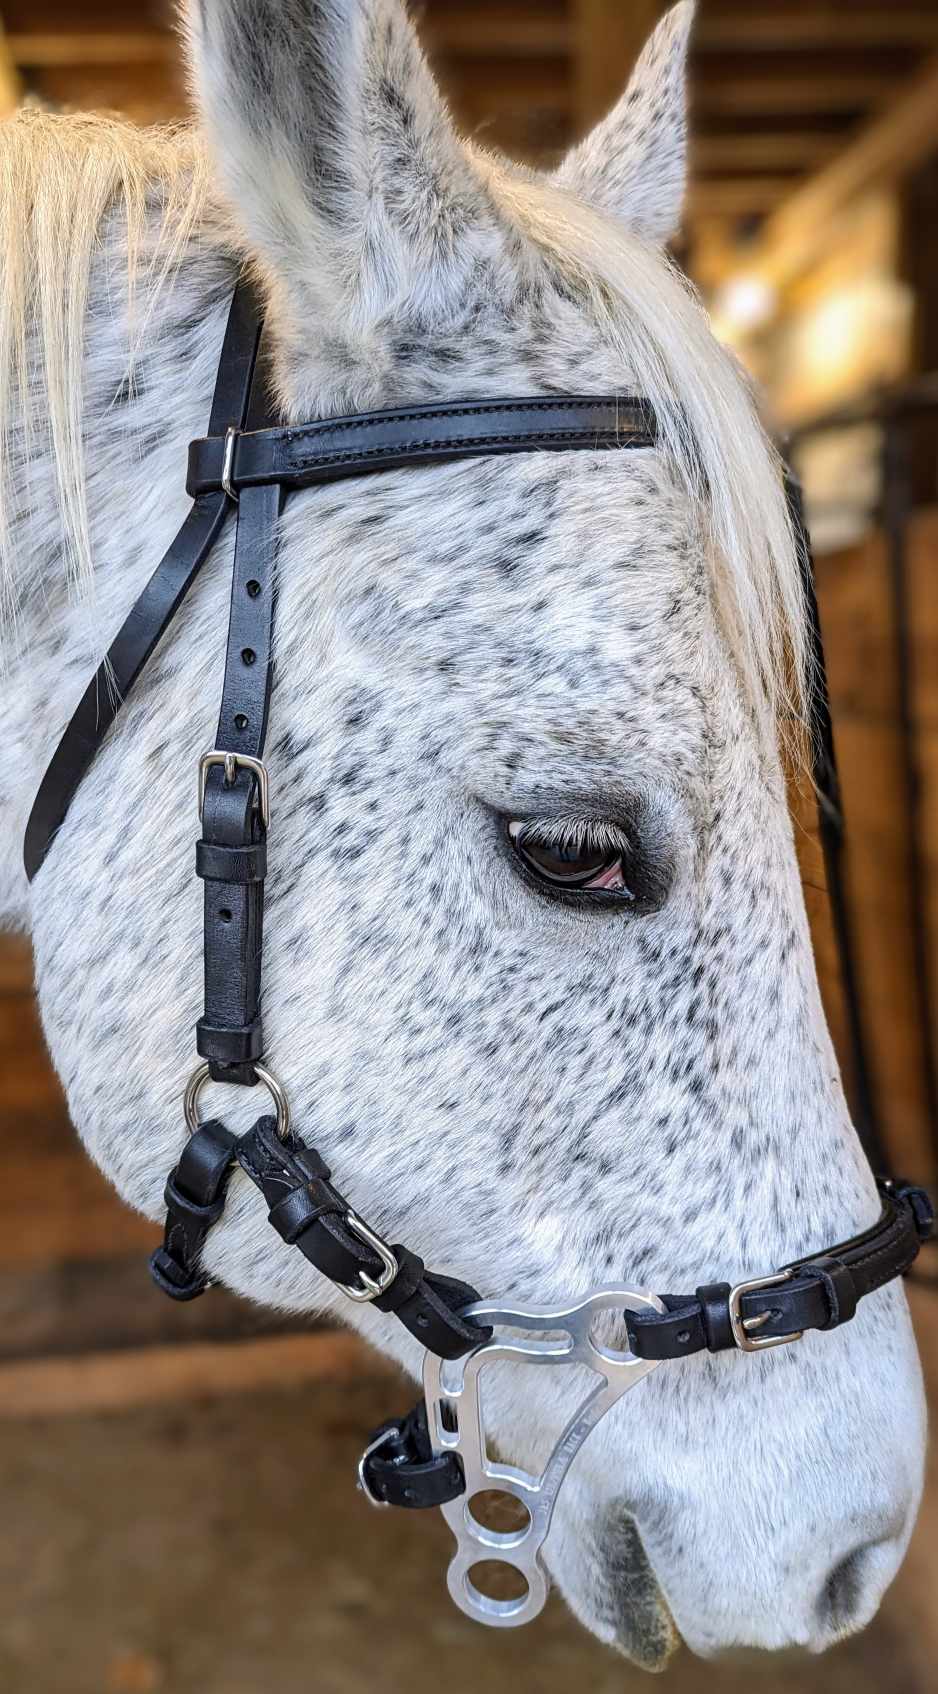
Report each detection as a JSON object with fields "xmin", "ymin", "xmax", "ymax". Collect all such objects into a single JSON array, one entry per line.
[
  {"xmin": 573, "ymin": 0, "xmax": 663, "ymax": 133},
  {"xmin": 0, "ymin": 22, "xmax": 21, "ymax": 116}
]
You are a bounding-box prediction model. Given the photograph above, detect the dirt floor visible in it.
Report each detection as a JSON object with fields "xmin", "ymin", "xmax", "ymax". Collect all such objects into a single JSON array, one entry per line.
[{"xmin": 2, "ymin": 1308, "xmax": 937, "ymax": 1694}]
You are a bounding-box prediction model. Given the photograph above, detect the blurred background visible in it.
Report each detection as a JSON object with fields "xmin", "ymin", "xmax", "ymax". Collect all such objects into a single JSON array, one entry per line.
[{"xmin": 1, "ymin": 4, "xmax": 937, "ymax": 1692}]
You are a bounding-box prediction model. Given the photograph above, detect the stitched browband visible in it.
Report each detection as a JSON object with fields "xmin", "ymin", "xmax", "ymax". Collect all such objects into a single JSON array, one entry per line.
[
  {"xmin": 23, "ymin": 277, "xmax": 935, "ymax": 1524},
  {"xmin": 186, "ymin": 395, "xmax": 657, "ymax": 497}
]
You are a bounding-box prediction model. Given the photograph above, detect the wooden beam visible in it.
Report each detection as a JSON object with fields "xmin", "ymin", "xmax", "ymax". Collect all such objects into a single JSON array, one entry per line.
[
  {"xmin": 0, "ymin": 19, "xmax": 21, "ymax": 114},
  {"xmin": 746, "ymin": 54, "xmax": 938, "ymax": 292},
  {"xmin": 572, "ymin": 1, "xmax": 663, "ymax": 132},
  {"xmin": 698, "ymin": 7, "xmax": 938, "ymax": 51},
  {"xmin": 7, "ymin": 32, "xmax": 173, "ymax": 68},
  {"xmin": 0, "ymin": 1331, "xmax": 390, "ymax": 1418},
  {"xmin": 422, "ymin": 4, "xmax": 570, "ymax": 58},
  {"xmin": 695, "ymin": 69, "xmax": 900, "ymax": 117},
  {"xmin": 690, "ymin": 176, "xmax": 797, "ymax": 217},
  {"xmin": 692, "ymin": 132, "xmax": 842, "ymax": 172}
]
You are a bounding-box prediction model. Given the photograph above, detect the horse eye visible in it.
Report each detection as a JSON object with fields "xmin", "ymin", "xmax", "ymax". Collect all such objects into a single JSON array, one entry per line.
[{"xmin": 507, "ymin": 821, "xmax": 635, "ymax": 896}]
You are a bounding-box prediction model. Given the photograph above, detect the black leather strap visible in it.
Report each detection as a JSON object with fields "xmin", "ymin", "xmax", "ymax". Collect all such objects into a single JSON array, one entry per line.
[
  {"xmin": 625, "ymin": 1180, "xmax": 934, "ymax": 1360},
  {"xmin": 150, "ymin": 1120, "xmax": 239, "ymax": 1301},
  {"xmin": 197, "ymin": 345, "xmax": 282, "ymax": 1086},
  {"xmin": 361, "ymin": 1400, "xmax": 465, "ymax": 1510},
  {"xmin": 187, "ymin": 396, "xmax": 656, "ymax": 495},
  {"xmin": 786, "ymin": 469, "xmax": 887, "ymax": 1171},
  {"xmin": 24, "ymin": 279, "xmax": 264, "ymax": 883},
  {"xmin": 236, "ymin": 1117, "xmax": 491, "ymax": 1360}
]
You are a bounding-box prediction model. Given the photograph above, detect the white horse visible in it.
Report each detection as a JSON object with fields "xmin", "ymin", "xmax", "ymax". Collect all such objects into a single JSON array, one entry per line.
[{"xmin": 0, "ymin": 0, "xmax": 927, "ymax": 1667}]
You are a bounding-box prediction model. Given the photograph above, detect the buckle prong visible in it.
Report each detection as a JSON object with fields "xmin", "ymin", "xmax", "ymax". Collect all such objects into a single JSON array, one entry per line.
[
  {"xmin": 199, "ymin": 751, "xmax": 270, "ymax": 829},
  {"xmin": 728, "ymin": 1268, "xmax": 803, "ymax": 1352},
  {"xmin": 339, "ymin": 1213, "xmax": 398, "ymax": 1303}
]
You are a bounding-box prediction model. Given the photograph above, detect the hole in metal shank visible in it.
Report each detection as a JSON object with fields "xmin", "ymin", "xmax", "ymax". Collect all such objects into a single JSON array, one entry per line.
[
  {"xmin": 241, "ymin": 648, "xmax": 257, "ymax": 667},
  {"xmin": 245, "ymin": 579, "xmax": 262, "ymax": 598},
  {"xmin": 439, "ymin": 1400, "xmax": 458, "ymax": 1435},
  {"xmin": 466, "ymin": 1562, "xmax": 529, "ymax": 1610},
  {"xmin": 589, "ymin": 1309, "xmax": 635, "ymax": 1362},
  {"xmin": 467, "ymin": 1491, "xmax": 531, "ymax": 1540}
]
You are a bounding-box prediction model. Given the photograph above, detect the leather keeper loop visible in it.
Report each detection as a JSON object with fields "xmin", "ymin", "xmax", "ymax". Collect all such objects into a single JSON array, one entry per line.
[
  {"xmin": 196, "ymin": 1016, "xmax": 263, "ymax": 1065},
  {"xmin": 801, "ymin": 1255, "xmax": 859, "ymax": 1330},
  {"xmin": 268, "ymin": 1181, "xmax": 345, "ymax": 1246},
  {"xmin": 695, "ymin": 1281, "xmax": 735, "ymax": 1352},
  {"xmin": 197, "ymin": 839, "xmax": 267, "ymax": 883},
  {"xmin": 149, "ymin": 1247, "xmax": 206, "ymax": 1302},
  {"xmin": 893, "ymin": 1183, "xmax": 936, "ymax": 1241},
  {"xmin": 163, "ymin": 1174, "xmax": 226, "ymax": 1227}
]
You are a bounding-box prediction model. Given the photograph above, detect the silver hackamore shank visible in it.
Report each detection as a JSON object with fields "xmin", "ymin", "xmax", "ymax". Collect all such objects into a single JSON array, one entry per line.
[{"xmin": 423, "ymin": 1287, "xmax": 667, "ymax": 1627}]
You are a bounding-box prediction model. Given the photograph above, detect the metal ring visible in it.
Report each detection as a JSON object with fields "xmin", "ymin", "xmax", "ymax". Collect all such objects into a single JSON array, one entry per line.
[{"xmin": 183, "ymin": 1062, "xmax": 290, "ymax": 1141}]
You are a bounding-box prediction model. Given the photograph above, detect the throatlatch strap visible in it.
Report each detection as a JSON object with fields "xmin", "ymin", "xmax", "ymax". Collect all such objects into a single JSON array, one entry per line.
[
  {"xmin": 785, "ymin": 470, "xmax": 886, "ymax": 1172},
  {"xmin": 23, "ymin": 278, "xmax": 264, "ymax": 883},
  {"xmin": 624, "ymin": 1181, "xmax": 934, "ymax": 1360},
  {"xmin": 236, "ymin": 1117, "xmax": 490, "ymax": 1360}
]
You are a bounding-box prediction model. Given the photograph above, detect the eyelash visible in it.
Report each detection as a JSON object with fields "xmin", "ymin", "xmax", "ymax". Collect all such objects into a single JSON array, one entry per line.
[
  {"xmin": 506, "ymin": 815, "xmax": 637, "ymax": 901},
  {"xmin": 508, "ymin": 816, "xmax": 632, "ymax": 857}
]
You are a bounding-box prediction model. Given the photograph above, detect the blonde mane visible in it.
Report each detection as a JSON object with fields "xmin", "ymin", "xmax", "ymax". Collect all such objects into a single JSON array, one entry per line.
[
  {"xmin": 485, "ymin": 165, "xmax": 808, "ymax": 733},
  {"xmin": 0, "ymin": 108, "xmax": 208, "ymax": 624}
]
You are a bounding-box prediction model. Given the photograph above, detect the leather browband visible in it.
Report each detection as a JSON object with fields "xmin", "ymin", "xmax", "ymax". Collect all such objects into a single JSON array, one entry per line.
[{"xmin": 186, "ymin": 396, "xmax": 656, "ymax": 497}]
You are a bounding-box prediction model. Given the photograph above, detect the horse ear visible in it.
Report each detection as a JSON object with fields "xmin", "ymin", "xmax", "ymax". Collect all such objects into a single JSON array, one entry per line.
[
  {"xmin": 553, "ymin": 2, "xmax": 695, "ymax": 244},
  {"xmin": 182, "ymin": 1, "xmax": 495, "ymax": 334}
]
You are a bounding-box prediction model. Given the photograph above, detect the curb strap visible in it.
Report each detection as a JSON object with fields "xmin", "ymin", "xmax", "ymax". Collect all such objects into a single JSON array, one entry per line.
[
  {"xmin": 624, "ymin": 1180, "xmax": 935, "ymax": 1360},
  {"xmin": 236, "ymin": 1117, "xmax": 490, "ymax": 1360},
  {"xmin": 149, "ymin": 1120, "xmax": 240, "ymax": 1301},
  {"xmin": 359, "ymin": 1401, "xmax": 465, "ymax": 1510}
]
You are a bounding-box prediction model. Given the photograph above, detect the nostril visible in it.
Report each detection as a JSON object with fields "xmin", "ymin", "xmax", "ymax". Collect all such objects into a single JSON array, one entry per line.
[{"xmin": 817, "ymin": 1544, "xmax": 872, "ymax": 1633}]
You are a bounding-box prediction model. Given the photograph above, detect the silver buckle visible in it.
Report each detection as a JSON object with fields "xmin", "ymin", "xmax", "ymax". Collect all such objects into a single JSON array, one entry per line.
[
  {"xmin": 727, "ymin": 1268, "xmax": 803, "ymax": 1352},
  {"xmin": 357, "ymin": 1428, "xmax": 396, "ymax": 1510},
  {"xmin": 221, "ymin": 426, "xmax": 240, "ymax": 502},
  {"xmin": 338, "ymin": 1213, "xmax": 399, "ymax": 1303},
  {"xmin": 198, "ymin": 750, "xmax": 270, "ymax": 829}
]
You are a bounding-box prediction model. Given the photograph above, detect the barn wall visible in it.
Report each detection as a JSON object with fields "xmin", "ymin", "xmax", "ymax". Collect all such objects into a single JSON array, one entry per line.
[{"xmin": 805, "ymin": 509, "xmax": 938, "ymax": 1181}]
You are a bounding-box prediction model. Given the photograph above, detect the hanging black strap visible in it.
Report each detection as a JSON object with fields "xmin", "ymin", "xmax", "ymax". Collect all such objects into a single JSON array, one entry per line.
[
  {"xmin": 24, "ymin": 279, "xmax": 264, "ymax": 883},
  {"xmin": 785, "ymin": 469, "xmax": 887, "ymax": 1171},
  {"xmin": 235, "ymin": 1116, "xmax": 490, "ymax": 1360}
]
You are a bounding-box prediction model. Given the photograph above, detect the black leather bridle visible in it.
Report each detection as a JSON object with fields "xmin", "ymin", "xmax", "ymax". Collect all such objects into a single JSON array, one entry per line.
[{"xmin": 23, "ymin": 278, "xmax": 934, "ymax": 1513}]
